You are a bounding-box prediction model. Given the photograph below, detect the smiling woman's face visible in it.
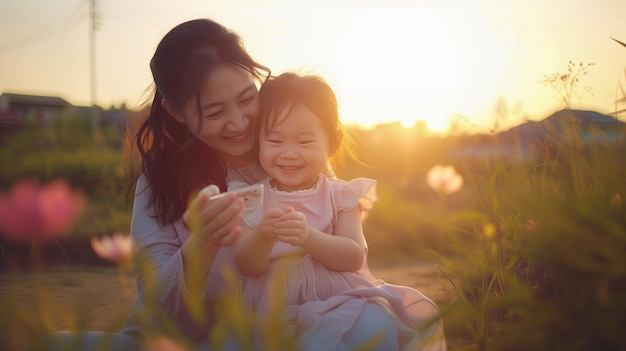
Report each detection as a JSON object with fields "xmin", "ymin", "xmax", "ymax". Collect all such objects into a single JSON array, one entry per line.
[{"xmin": 171, "ymin": 64, "xmax": 260, "ymax": 167}]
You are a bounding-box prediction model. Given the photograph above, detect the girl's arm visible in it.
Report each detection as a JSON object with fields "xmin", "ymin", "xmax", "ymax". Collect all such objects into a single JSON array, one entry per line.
[
  {"xmin": 302, "ymin": 206, "xmax": 365, "ymax": 272},
  {"xmin": 233, "ymin": 208, "xmax": 283, "ymax": 276},
  {"xmin": 276, "ymin": 206, "xmax": 365, "ymax": 272}
]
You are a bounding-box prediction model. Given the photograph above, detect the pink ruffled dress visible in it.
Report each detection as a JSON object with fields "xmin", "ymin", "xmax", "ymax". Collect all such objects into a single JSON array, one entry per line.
[{"xmin": 238, "ymin": 175, "xmax": 444, "ymax": 351}]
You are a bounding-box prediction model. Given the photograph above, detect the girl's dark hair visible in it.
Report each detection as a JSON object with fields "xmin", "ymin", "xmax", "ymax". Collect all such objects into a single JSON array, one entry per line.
[{"xmin": 130, "ymin": 19, "xmax": 270, "ymax": 225}]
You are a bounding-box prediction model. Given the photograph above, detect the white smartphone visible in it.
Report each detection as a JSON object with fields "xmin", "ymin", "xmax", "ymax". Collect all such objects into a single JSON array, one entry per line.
[{"xmin": 209, "ymin": 183, "xmax": 264, "ymax": 208}]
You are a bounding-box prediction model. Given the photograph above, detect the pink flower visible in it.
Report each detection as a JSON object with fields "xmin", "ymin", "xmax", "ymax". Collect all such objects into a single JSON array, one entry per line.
[
  {"xmin": 0, "ymin": 180, "xmax": 85, "ymax": 242},
  {"xmin": 91, "ymin": 231, "xmax": 133, "ymax": 263},
  {"xmin": 144, "ymin": 336, "xmax": 188, "ymax": 351},
  {"xmin": 525, "ymin": 219, "xmax": 540, "ymax": 233},
  {"xmin": 611, "ymin": 193, "xmax": 622, "ymax": 208},
  {"xmin": 426, "ymin": 165, "xmax": 464, "ymax": 195}
]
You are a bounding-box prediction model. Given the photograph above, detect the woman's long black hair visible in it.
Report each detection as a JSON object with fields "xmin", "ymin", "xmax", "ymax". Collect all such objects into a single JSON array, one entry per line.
[{"xmin": 130, "ymin": 19, "xmax": 270, "ymax": 225}]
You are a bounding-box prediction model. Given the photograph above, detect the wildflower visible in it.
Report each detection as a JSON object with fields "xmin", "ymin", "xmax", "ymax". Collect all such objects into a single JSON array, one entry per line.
[
  {"xmin": 525, "ymin": 219, "xmax": 540, "ymax": 233},
  {"xmin": 483, "ymin": 223, "xmax": 496, "ymax": 239},
  {"xmin": 611, "ymin": 193, "xmax": 622, "ymax": 208},
  {"xmin": 144, "ymin": 335, "xmax": 188, "ymax": 351},
  {"xmin": 0, "ymin": 179, "xmax": 85, "ymax": 242},
  {"xmin": 426, "ymin": 165, "xmax": 463, "ymax": 195},
  {"xmin": 91, "ymin": 231, "xmax": 133, "ymax": 263}
]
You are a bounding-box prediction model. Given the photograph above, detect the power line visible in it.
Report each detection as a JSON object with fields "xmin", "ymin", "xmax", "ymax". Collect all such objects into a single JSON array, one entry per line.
[{"xmin": 0, "ymin": 1, "xmax": 87, "ymax": 53}]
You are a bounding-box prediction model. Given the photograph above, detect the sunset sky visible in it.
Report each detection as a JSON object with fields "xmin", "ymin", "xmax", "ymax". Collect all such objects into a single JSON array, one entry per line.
[{"xmin": 1, "ymin": 0, "xmax": 625, "ymax": 134}]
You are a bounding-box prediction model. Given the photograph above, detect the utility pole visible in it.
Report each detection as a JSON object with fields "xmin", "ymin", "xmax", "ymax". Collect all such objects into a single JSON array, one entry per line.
[{"xmin": 89, "ymin": 0, "xmax": 101, "ymax": 142}]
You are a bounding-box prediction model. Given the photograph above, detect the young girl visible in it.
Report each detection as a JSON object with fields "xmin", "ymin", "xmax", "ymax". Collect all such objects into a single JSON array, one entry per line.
[{"xmin": 233, "ymin": 73, "xmax": 446, "ymax": 351}]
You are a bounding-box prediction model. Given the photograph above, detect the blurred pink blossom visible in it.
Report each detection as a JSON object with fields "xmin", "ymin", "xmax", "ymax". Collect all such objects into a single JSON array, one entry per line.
[
  {"xmin": 611, "ymin": 193, "xmax": 622, "ymax": 208},
  {"xmin": 91, "ymin": 231, "xmax": 133, "ymax": 263},
  {"xmin": 525, "ymin": 219, "xmax": 540, "ymax": 233},
  {"xmin": 426, "ymin": 165, "xmax": 464, "ymax": 195},
  {"xmin": 0, "ymin": 180, "xmax": 85, "ymax": 242},
  {"xmin": 144, "ymin": 336, "xmax": 188, "ymax": 351}
]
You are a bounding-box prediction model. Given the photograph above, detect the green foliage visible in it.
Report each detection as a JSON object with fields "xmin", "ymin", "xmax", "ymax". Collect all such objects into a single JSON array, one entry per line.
[
  {"xmin": 0, "ymin": 114, "xmax": 136, "ymax": 237},
  {"xmin": 364, "ymin": 183, "xmax": 440, "ymax": 256},
  {"xmin": 433, "ymin": 63, "xmax": 626, "ymax": 350},
  {"xmin": 346, "ymin": 61, "xmax": 626, "ymax": 350},
  {"xmin": 437, "ymin": 149, "xmax": 626, "ymax": 350},
  {"xmin": 526, "ymin": 198, "xmax": 626, "ymax": 350}
]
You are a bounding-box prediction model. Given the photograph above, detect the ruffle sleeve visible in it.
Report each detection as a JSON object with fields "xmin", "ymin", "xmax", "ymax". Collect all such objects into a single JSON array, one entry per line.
[{"xmin": 336, "ymin": 178, "xmax": 378, "ymax": 222}]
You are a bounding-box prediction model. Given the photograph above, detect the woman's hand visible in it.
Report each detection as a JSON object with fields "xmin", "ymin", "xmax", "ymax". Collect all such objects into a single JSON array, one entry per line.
[
  {"xmin": 181, "ymin": 185, "xmax": 245, "ymax": 293},
  {"xmin": 183, "ymin": 185, "xmax": 245, "ymax": 248}
]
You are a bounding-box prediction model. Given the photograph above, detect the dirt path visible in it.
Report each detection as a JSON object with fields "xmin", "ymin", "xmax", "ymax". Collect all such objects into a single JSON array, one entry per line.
[{"xmin": 0, "ymin": 262, "xmax": 455, "ymax": 350}]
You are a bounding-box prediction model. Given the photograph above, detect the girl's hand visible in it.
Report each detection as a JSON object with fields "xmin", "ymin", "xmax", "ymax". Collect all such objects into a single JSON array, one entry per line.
[
  {"xmin": 183, "ymin": 185, "xmax": 245, "ymax": 248},
  {"xmin": 257, "ymin": 208, "xmax": 285, "ymax": 241},
  {"xmin": 274, "ymin": 207, "xmax": 309, "ymax": 247}
]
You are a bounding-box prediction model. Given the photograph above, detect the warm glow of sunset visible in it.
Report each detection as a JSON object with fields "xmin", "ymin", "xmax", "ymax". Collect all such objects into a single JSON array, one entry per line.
[
  {"xmin": 333, "ymin": 8, "xmax": 457, "ymax": 131},
  {"xmin": 1, "ymin": 0, "xmax": 625, "ymax": 134},
  {"xmin": 327, "ymin": 3, "xmax": 516, "ymax": 133},
  {"xmin": 337, "ymin": 9, "xmax": 458, "ymax": 93}
]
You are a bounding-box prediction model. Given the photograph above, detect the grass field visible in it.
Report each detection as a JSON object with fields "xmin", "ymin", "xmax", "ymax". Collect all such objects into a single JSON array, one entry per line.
[{"xmin": 0, "ymin": 259, "xmax": 455, "ymax": 351}]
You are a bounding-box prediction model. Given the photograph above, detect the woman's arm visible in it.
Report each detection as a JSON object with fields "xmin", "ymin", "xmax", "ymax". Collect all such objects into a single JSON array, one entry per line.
[
  {"xmin": 300, "ymin": 206, "xmax": 366, "ymax": 272},
  {"xmin": 180, "ymin": 185, "xmax": 244, "ymax": 293},
  {"xmin": 130, "ymin": 176, "xmax": 244, "ymax": 339}
]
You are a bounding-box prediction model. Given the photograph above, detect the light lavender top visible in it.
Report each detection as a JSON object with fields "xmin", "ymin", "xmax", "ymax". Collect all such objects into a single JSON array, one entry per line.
[{"xmin": 122, "ymin": 162, "xmax": 265, "ymax": 341}]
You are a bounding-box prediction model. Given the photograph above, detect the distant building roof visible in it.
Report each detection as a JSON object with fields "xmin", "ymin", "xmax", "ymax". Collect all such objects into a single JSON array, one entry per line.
[{"xmin": 0, "ymin": 93, "xmax": 71, "ymax": 110}]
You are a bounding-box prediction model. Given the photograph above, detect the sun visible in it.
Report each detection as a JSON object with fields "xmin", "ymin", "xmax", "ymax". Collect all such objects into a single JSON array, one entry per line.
[
  {"xmin": 333, "ymin": 8, "xmax": 457, "ymax": 131},
  {"xmin": 331, "ymin": 4, "xmax": 509, "ymax": 134},
  {"xmin": 338, "ymin": 9, "xmax": 458, "ymax": 92}
]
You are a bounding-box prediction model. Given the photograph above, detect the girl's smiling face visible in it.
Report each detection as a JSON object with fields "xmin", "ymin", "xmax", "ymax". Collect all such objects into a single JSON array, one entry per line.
[{"xmin": 259, "ymin": 104, "xmax": 330, "ymax": 192}]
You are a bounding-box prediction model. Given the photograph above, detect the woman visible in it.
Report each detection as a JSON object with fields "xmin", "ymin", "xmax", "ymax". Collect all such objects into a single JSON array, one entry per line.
[
  {"xmin": 126, "ymin": 18, "xmax": 406, "ymax": 350},
  {"xmin": 27, "ymin": 19, "xmax": 404, "ymax": 350}
]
